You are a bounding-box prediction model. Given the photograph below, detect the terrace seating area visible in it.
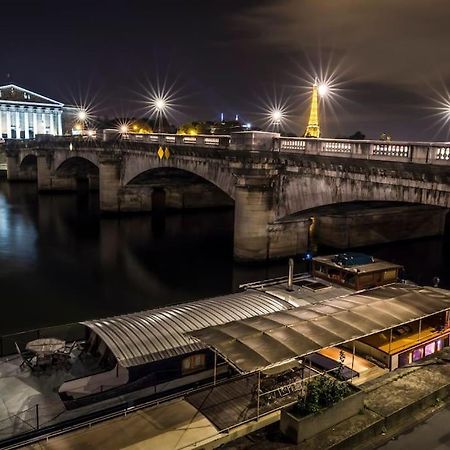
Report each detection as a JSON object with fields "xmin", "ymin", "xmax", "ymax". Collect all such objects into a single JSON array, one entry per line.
[
  {"xmin": 14, "ymin": 339, "xmax": 77, "ymax": 372},
  {"xmin": 0, "ymin": 344, "xmax": 106, "ymax": 442}
]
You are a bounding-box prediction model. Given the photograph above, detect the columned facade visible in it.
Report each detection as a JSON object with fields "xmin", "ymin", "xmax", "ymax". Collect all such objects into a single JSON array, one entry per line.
[{"xmin": 0, "ymin": 84, "xmax": 65, "ymax": 139}]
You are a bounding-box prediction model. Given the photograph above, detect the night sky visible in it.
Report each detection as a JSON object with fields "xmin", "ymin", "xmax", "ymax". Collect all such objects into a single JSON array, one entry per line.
[{"xmin": 2, "ymin": 0, "xmax": 450, "ymax": 140}]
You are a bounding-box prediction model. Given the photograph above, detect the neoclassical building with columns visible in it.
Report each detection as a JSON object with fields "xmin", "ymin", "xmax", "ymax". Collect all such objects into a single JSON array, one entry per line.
[{"xmin": 0, "ymin": 84, "xmax": 74, "ymax": 139}]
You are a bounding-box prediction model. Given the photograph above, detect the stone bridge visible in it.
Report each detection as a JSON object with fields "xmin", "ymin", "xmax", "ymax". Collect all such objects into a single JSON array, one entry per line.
[{"xmin": 5, "ymin": 133, "xmax": 450, "ymax": 260}]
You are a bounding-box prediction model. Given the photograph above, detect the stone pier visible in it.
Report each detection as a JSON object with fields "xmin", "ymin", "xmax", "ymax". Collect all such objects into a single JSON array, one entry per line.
[
  {"xmin": 99, "ymin": 151, "xmax": 122, "ymax": 213},
  {"xmin": 233, "ymin": 176, "xmax": 276, "ymax": 261},
  {"xmin": 6, "ymin": 153, "xmax": 37, "ymax": 181}
]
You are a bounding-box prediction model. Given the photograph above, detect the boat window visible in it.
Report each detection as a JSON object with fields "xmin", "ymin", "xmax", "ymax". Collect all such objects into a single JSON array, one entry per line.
[
  {"xmin": 182, "ymin": 353, "xmax": 206, "ymax": 374},
  {"xmin": 383, "ymin": 269, "xmax": 397, "ymax": 281}
]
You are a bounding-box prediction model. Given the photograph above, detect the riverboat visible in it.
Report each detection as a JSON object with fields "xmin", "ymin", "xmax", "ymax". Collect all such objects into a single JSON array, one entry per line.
[
  {"xmin": 55, "ymin": 252, "xmax": 449, "ymax": 407},
  {"xmin": 1, "ymin": 252, "xmax": 449, "ymax": 443}
]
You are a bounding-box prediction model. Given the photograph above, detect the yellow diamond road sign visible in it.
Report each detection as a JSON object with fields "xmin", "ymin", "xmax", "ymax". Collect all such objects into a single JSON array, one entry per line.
[
  {"xmin": 157, "ymin": 146, "xmax": 164, "ymax": 159},
  {"xmin": 164, "ymin": 147, "xmax": 170, "ymax": 159}
]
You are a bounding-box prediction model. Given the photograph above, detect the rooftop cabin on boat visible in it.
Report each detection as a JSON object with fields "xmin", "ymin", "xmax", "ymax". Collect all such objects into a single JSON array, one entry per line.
[{"xmin": 312, "ymin": 252, "xmax": 403, "ymax": 290}]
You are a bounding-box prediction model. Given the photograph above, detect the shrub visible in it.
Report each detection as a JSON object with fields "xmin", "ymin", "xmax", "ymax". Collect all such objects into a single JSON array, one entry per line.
[{"xmin": 293, "ymin": 375, "xmax": 351, "ymax": 416}]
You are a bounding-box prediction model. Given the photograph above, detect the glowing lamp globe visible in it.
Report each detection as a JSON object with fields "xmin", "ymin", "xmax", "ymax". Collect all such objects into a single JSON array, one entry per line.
[
  {"xmin": 77, "ymin": 110, "xmax": 87, "ymax": 121},
  {"xmin": 272, "ymin": 110, "xmax": 283, "ymax": 123},
  {"xmin": 154, "ymin": 98, "xmax": 166, "ymax": 111},
  {"xmin": 318, "ymin": 83, "xmax": 329, "ymax": 98}
]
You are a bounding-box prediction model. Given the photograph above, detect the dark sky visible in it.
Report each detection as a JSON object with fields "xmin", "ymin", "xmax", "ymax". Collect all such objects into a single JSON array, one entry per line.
[{"xmin": 2, "ymin": 0, "xmax": 450, "ymax": 140}]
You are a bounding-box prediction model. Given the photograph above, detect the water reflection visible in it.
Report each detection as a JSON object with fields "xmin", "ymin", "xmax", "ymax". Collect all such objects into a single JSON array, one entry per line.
[
  {"xmin": 0, "ymin": 180, "xmax": 448, "ymax": 335},
  {"xmin": 0, "ymin": 183, "xmax": 38, "ymax": 269}
]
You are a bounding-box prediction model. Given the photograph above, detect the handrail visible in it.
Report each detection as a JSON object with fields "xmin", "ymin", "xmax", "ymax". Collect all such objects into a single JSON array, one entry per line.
[{"xmin": 0, "ymin": 367, "xmax": 241, "ymax": 449}]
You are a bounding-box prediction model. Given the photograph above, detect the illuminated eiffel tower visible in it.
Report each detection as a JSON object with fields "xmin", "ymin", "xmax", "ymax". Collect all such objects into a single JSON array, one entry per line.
[{"xmin": 303, "ymin": 80, "xmax": 320, "ymax": 138}]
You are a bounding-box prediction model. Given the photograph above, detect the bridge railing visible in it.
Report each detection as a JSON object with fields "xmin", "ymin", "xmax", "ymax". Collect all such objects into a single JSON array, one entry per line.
[
  {"xmin": 6, "ymin": 133, "xmax": 450, "ymax": 166},
  {"xmin": 110, "ymin": 131, "xmax": 231, "ymax": 148},
  {"xmin": 275, "ymin": 137, "xmax": 450, "ymax": 166}
]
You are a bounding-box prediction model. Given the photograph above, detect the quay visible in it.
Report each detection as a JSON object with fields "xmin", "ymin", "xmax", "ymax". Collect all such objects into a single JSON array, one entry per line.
[{"xmin": 1, "ymin": 253, "xmax": 449, "ymax": 448}]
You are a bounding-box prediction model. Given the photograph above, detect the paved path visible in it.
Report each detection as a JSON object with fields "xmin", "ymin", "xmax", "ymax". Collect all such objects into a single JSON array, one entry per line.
[
  {"xmin": 379, "ymin": 403, "xmax": 450, "ymax": 450},
  {"xmin": 28, "ymin": 400, "xmax": 218, "ymax": 450}
]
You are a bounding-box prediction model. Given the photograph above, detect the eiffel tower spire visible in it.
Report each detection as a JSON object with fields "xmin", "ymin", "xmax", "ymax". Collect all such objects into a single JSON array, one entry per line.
[{"xmin": 304, "ymin": 80, "xmax": 320, "ymax": 138}]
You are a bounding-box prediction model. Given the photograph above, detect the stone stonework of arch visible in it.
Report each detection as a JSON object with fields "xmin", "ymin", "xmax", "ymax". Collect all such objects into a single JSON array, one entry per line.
[
  {"xmin": 276, "ymin": 156, "xmax": 450, "ymax": 218},
  {"xmin": 19, "ymin": 153, "xmax": 37, "ymax": 168},
  {"xmin": 122, "ymin": 149, "xmax": 237, "ymax": 200},
  {"xmin": 53, "ymin": 149, "xmax": 99, "ymax": 173}
]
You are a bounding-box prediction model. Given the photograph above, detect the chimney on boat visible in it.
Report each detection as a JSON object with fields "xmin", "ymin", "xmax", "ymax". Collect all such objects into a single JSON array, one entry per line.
[{"xmin": 287, "ymin": 258, "xmax": 294, "ymax": 291}]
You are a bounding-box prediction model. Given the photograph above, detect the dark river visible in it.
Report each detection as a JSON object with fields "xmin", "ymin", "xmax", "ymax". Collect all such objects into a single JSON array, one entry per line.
[{"xmin": 0, "ymin": 180, "xmax": 449, "ymax": 336}]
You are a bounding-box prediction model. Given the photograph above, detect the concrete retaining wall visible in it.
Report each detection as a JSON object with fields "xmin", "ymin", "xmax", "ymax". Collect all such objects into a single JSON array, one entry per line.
[{"xmin": 280, "ymin": 388, "xmax": 365, "ymax": 444}]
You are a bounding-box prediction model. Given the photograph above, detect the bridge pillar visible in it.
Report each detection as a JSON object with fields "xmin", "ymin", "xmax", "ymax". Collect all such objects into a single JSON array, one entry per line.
[
  {"xmin": 99, "ymin": 151, "xmax": 122, "ymax": 213},
  {"xmin": 234, "ymin": 176, "xmax": 276, "ymax": 262},
  {"xmin": 37, "ymin": 150, "xmax": 54, "ymax": 191},
  {"xmin": 5, "ymin": 150, "xmax": 36, "ymax": 181},
  {"xmin": 6, "ymin": 153, "xmax": 20, "ymax": 181}
]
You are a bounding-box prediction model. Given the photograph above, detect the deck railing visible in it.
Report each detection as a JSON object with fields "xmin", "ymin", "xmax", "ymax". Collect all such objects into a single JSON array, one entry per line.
[{"xmin": 0, "ymin": 323, "xmax": 86, "ymax": 358}]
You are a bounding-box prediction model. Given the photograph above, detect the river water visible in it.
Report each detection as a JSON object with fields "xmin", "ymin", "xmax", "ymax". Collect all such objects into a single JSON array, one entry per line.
[{"xmin": 0, "ymin": 180, "xmax": 449, "ymax": 336}]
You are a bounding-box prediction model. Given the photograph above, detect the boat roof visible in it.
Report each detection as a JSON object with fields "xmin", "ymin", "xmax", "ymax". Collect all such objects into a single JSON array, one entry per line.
[
  {"xmin": 82, "ymin": 290, "xmax": 291, "ymax": 368},
  {"xmin": 189, "ymin": 284, "xmax": 450, "ymax": 374},
  {"xmin": 313, "ymin": 254, "xmax": 402, "ymax": 274}
]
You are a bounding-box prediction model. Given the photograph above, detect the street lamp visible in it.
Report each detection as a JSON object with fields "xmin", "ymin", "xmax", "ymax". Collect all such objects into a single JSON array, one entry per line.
[
  {"xmin": 271, "ymin": 109, "xmax": 283, "ymax": 125},
  {"xmin": 269, "ymin": 108, "xmax": 285, "ymax": 131},
  {"xmin": 75, "ymin": 109, "xmax": 88, "ymax": 135},
  {"xmin": 77, "ymin": 109, "xmax": 87, "ymax": 122},
  {"xmin": 153, "ymin": 97, "xmax": 167, "ymax": 133},
  {"xmin": 318, "ymin": 82, "xmax": 329, "ymax": 98}
]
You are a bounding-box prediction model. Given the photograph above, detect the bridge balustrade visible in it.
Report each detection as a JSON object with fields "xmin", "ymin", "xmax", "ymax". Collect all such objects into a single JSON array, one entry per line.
[
  {"xmin": 435, "ymin": 146, "xmax": 450, "ymax": 161},
  {"xmin": 6, "ymin": 134, "xmax": 450, "ymax": 168},
  {"xmin": 126, "ymin": 133, "xmax": 231, "ymax": 148},
  {"xmin": 372, "ymin": 143, "xmax": 410, "ymax": 158},
  {"xmin": 276, "ymin": 136, "xmax": 450, "ymax": 166},
  {"xmin": 322, "ymin": 141, "xmax": 352, "ymax": 153}
]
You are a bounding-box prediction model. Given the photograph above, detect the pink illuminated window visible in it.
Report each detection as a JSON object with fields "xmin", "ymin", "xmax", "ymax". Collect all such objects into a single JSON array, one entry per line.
[
  {"xmin": 424, "ymin": 342, "xmax": 435, "ymax": 356},
  {"xmin": 412, "ymin": 347, "xmax": 424, "ymax": 362}
]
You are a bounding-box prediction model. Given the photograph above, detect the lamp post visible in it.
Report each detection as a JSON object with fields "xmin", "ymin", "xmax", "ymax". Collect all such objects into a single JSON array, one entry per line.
[
  {"xmin": 154, "ymin": 97, "xmax": 167, "ymax": 133},
  {"xmin": 119, "ymin": 124, "xmax": 129, "ymax": 137},
  {"xmin": 270, "ymin": 109, "xmax": 284, "ymax": 132},
  {"xmin": 76, "ymin": 109, "xmax": 87, "ymax": 134}
]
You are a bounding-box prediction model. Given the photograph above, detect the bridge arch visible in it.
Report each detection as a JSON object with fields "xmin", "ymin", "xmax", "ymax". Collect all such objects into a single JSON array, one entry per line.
[
  {"xmin": 125, "ymin": 167, "xmax": 235, "ymax": 210},
  {"xmin": 123, "ymin": 156, "xmax": 236, "ymax": 200},
  {"xmin": 280, "ymin": 173, "xmax": 450, "ymax": 217},
  {"xmin": 19, "ymin": 154, "xmax": 37, "ymax": 169},
  {"xmin": 55, "ymin": 156, "xmax": 99, "ymax": 178}
]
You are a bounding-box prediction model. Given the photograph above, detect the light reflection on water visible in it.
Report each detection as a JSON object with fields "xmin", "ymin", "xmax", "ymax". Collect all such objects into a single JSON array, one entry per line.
[
  {"xmin": 0, "ymin": 180, "xmax": 448, "ymax": 335},
  {"xmin": 0, "ymin": 186, "xmax": 37, "ymax": 269}
]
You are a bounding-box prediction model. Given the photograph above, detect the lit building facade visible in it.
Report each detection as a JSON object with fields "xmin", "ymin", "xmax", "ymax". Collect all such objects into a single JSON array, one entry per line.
[{"xmin": 0, "ymin": 84, "xmax": 68, "ymax": 139}]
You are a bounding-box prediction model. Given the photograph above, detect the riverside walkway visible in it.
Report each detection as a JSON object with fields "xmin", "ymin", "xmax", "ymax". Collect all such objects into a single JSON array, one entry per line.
[{"xmin": 23, "ymin": 348, "xmax": 450, "ymax": 450}]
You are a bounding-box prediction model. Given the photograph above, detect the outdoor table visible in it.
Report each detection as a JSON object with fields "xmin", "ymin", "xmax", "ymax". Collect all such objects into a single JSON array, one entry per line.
[{"xmin": 26, "ymin": 338, "xmax": 65, "ymax": 358}]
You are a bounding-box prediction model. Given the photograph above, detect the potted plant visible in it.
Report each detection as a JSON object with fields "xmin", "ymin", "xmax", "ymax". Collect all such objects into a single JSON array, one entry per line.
[{"xmin": 280, "ymin": 374, "xmax": 364, "ymax": 444}]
